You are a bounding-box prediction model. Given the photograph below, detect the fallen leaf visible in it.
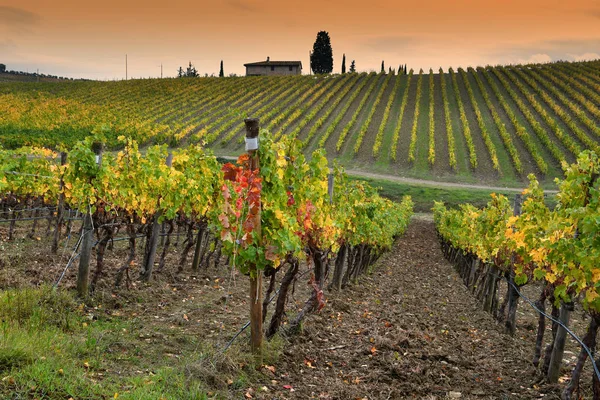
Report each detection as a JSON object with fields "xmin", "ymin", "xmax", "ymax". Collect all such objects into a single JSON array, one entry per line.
[{"xmin": 263, "ymin": 365, "xmax": 276, "ymax": 373}]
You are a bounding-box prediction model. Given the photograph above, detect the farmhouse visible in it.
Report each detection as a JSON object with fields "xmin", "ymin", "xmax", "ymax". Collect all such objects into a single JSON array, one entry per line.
[{"xmin": 244, "ymin": 57, "xmax": 302, "ymax": 76}]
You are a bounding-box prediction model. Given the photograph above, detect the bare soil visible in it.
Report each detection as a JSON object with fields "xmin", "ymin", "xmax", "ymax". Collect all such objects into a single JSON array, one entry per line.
[
  {"xmin": 255, "ymin": 218, "xmax": 573, "ymax": 399},
  {"xmin": 1, "ymin": 217, "xmax": 593, "ymax": 399}
]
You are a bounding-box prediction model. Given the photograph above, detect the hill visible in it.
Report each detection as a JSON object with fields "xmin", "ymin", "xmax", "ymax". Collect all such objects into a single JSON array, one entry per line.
[
  {"xmin": 1, "ymin": 60, "xmax": 600, "ymax": 187},
  {"xmin": 0, "ymin": 71, "xmax": 80, "ymax": 83}
]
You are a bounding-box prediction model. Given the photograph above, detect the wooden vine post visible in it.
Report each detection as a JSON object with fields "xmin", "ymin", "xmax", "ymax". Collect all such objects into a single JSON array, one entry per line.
[
  {"xmin": 547, "ymin": 301, "xmax": 574, "ymax": 382},
  {"xmin": 549, "ymin": 172, "xmax": 598, "ymax": 385},
  {"xmin": 245, "ymin": 118, "xmax": 263, "ymax": 356},
  {"xmin": 52, "ymin": 151, "xmax": 67, "ymax": 254},
  {"xmin": 141, "ymin": 152, "xmax": 173, "ymax": 281},
  {"xmin": 505, "ymin": 193, "xmax": 522, "ymax": 335},
  {"xmin": 77, "ymin": 142, "xmax": 103, "ymax": 298}
]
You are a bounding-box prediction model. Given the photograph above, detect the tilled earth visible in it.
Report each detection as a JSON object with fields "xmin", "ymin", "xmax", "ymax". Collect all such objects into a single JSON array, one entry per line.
[
  {"xmin": 2, "ymin": 216, "xmax": 592, "ymax": 399},
  {"xmin": 258, "ymin": 217, "xmax": 566, "ymax": 399}
]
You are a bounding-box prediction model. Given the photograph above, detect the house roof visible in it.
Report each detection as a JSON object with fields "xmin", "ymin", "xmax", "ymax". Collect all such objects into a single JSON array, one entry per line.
[{"xmin": 244, "ymin": 60, "xmax": 303, "ymax": 67}]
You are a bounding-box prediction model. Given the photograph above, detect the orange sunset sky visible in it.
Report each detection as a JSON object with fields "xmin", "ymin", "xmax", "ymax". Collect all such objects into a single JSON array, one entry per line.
[{"xmin": 1, "ymin": 0, "xmax": 599, "ymax": 80}]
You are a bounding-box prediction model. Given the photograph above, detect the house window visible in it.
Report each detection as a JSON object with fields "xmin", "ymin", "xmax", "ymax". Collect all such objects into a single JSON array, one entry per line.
[
  {"xmin": 289, "ymin": 66, "xmax": 293, "ymax": 71},
  {"xmin": 271, "ymin": 66, "xmax": 275, "ymax": 71}
]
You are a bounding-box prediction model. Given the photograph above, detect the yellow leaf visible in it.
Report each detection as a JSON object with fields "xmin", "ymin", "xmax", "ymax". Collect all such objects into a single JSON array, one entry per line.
[
  {"xmin": 586, "ymin": 290, "xmax": 599, "ymax": 303},
  {"xmin": 274, "ymin": 209, "xmax": 284, "ymax": 221},
  {"xmin": 530, "ymin": 248, "xmax": 546, "ymax": 264}
]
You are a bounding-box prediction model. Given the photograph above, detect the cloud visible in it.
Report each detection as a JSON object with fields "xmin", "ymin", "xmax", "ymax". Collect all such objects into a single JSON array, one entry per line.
[
  {"xmin": 486, "ymin": 38, "xmax": 600, "ymax": 65},
  {"xmin": 226, "ymin": 1, "xmax": 261, "ymax": 12},
  {"xmin": 588, "ymin": 7, "xmax": 600, "ymax": 19},
  {"xmin": 0, "ymin": 39, "xmax": 17, "ymax": 51},
  {"xmin": 0, "ymin": 6, "xmax": 40, "ymax": 27},
  {"xmin": 517, "ymin": 53, "xmax": 552, "ymax": 64},
  {"xmin": 358, "ymin": 35, "xmax": 421, "ymax": 54},
  {"xmin": 569, "ymin": 52, "xmax": 600, "ymax": 61}
]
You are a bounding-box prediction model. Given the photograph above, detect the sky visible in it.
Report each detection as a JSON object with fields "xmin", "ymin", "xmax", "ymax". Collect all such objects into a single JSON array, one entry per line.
[{"xmin": 1, "ymin": 0, "xmax": 599, "ymax": 80}]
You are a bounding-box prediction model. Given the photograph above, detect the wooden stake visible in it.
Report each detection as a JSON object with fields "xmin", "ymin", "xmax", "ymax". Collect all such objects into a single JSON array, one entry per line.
[
  {"xmin": 77, "ymin": 142, "xmax": 103, "ymax": 298},
  {"xmin": 245, "ymin": 118, "xmax": 263, "ymax": 357},
  {"xmin": 547, "ymin": 302, "xmax": 574, "ymax": 383},
  {"xmin": 52, "ymin": 152, "xmax": 67, "ymax": 254},
  {"xmin": 505, "ymin": 193, "xmax": 522, "ymax": 335},
  {"xmin": 141, "ymin": 153, "xmax": 172, "ymax": 281}
]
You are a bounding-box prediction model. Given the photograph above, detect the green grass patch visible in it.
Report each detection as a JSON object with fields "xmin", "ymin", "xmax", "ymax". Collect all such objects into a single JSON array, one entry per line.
[
  {"xmin": 350, "ymin": 176, "xmax": 557, "ymax": 212},
  {"xmin": 0, "ymin": 286, "xmax": 275, "ymax": 399}
]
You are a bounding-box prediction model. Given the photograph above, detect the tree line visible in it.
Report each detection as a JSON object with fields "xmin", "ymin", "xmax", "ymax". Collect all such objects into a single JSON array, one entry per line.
[
  {"xmin": 311, "ymin": 31, "xmax": 407, "ymax": 75},
  {"xmin": 177, "ymin": 30, "xmax": 409, "ymax": 78}
]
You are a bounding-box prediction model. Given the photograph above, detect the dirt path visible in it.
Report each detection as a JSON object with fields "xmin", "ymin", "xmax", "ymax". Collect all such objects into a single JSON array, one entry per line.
[
  {"xmin": 344, "ymin": 169, "xmax": 557, "ymax": 193},
  {"xmin": 215, "ymin": 155, "xmax": 558, "ymax": 193},
  {"xmin": 260, "ymin": 218, "xmax": 560, "ymax": 399}
]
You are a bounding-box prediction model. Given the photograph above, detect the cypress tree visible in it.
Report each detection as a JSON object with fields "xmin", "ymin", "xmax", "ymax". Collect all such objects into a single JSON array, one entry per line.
[
  {"xmin": 381, "ymin": 60, "xmax": 385, "ymax": 73},
  {"xmin": 349, "ymin": 60, "xmax": 356, "ymax": 73},
  {"xmin": 219, "ymin": 60, "xmax": 224, "ymax": 77},
  {"xmin": 341, "ymin": 54, "xmax": 346, "ymax": 74},
  {"xmin": 310, "ymin": 31, "xmax": 334, "ymax": 74}
]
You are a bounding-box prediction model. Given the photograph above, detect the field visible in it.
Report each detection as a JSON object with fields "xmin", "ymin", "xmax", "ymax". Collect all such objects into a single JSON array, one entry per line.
[
  {"xmin": 2, "ymin": 59, "xmax": 600, "ymax": 399},
  {"xmin": 2, "ymin": 60, "xmax": 600, "ymax": 188},
  {"xmin": 1, "ymin": 215, "xmax": 590, "ymax": 399}
]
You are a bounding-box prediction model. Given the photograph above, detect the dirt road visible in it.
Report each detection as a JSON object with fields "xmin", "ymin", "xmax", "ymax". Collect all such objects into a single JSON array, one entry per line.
[{"xmin": 260, "ymin": 218, "xmax": 561, "ymax": 399}]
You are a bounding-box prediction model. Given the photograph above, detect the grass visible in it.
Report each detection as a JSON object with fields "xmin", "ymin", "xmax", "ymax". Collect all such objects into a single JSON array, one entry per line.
[
  {"xmin": 349, "ymin": 176, "xmax": 557, "ymax": 212},
  {"xmin": 0, "ymin": 286, "xmax": 281, "ymax": 399}
]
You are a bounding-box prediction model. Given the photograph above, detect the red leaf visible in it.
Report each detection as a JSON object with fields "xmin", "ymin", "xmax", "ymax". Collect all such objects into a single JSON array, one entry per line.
[
  {"xmin": 309, "ymin": 275, "xmax": 326, "ymax": 311},
  {"xmin": 218, "ymin": 213, "xmax": 229, "ymax": 228},
  {"xmin": 222, "ymin": 163, "xmax": 239, "ymax": 181},
  {"xmin": 237, "ymin": 154, "xmax": 250, "ymax": 165}
]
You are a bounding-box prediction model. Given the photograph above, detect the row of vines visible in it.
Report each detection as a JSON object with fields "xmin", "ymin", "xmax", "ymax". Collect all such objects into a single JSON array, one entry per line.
[
  {"xmin": 434, "ymin": 150, "xmax": 600, "ymax": 399},
  {"xmin": 2, "ymin": 61, "xmax": 600, "ymax": 179},
  {"xmin": 0, "ymin": 132, "xmax": 413, "ymax": 348}
]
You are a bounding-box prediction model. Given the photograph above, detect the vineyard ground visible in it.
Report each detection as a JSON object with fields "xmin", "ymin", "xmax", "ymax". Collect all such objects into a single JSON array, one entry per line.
[{"xmin": 0, "ymin": 218, "xmax": 592, "ymax": 399}]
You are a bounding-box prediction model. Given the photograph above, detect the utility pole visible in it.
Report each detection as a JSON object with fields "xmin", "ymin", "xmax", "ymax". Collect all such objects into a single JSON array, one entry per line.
[
  {"xmin": 125, "ymin": 54, "xmax": 128, "ymax": 80},
  {"xmin": 161, "ymin": 63, "xmax": 163, "ymax": 79}
]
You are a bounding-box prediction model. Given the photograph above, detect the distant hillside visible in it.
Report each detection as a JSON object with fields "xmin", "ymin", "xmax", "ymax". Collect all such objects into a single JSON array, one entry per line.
[
  {"xmin": 1, "ymin": 59, "xmax": 600, "ymax": 187},
  {"xmin": 0, "ymin": 71, "xmax": 82, "ymax": 83}
]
